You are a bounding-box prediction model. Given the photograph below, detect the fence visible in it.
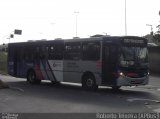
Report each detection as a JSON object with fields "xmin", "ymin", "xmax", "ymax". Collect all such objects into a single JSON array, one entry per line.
[{"xmin": 148, "ymin": 46, "xmax": 160, "ymax": 73}]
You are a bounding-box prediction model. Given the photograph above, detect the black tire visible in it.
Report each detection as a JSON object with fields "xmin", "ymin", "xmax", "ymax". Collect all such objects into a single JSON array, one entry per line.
[
  {"xmin": 27, "ymin": 70, "xmax": 41, "ymax": 84},
  {"xmin": 82, "ymin": 74, "xmax": 98, "ymax": 91},
  {"xmin": 51, "ymin": 81, "xmax": 60, "ymax": 85},
  {"xmin": 111, "ymin": 86, "xmax": 121, "ymax": 91}
]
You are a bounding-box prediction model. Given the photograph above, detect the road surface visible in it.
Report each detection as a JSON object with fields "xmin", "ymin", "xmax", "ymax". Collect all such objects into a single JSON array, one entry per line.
[{"xmin": 0, "ymin": 74, "xmax": 160, "ymax": 113}]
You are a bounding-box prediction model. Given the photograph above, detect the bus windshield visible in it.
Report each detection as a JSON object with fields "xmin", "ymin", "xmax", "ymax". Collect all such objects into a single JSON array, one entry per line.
[{"xmin": 120, "ymin": 47, "xmax": 148, "ymax": 67}]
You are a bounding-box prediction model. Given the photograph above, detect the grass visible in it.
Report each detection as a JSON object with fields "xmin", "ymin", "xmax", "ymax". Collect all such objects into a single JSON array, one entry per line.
[{"xmin": 0, "ymin": 51, "xmax": 7, "ymax": 75}]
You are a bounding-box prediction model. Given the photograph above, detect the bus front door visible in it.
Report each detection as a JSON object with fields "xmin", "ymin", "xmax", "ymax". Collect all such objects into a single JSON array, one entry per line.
[{"xmin": 102, "ymin": 45, "xmax": 117, "ymax": 86}]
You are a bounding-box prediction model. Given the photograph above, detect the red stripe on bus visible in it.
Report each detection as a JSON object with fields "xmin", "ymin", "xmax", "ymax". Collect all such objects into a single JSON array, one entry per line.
[
  {"xmin": 34, "ymin": 64, "xmax": 43, "ymax": 80},
  {"xmin": 96, "ymin": 61, "xmax": 102, "ymax": 70},
  {"xmin": 126, "ymin": 72, "xmax": 138, "ymax": 77}
]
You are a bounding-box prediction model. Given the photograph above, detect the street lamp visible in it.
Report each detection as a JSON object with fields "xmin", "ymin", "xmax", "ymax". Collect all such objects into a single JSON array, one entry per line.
[{"xmin": 74, "ymin": 11, "xmax": 79, "ymax": 37}]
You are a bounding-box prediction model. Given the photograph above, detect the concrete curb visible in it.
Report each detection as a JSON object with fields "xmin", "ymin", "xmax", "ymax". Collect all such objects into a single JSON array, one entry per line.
[{"xmin": 0, "ymin": 79, "xmax": 9, "ymax": 89}]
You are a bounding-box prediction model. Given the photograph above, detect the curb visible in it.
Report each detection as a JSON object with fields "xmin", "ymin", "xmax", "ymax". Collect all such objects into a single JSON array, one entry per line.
[{"xmin": 0, "ymin": 79, "xmax": 9, "ymax": 89}]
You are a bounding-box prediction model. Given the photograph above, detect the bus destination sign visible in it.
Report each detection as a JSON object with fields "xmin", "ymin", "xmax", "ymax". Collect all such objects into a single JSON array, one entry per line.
[{"xmin": 123, "ymin": 39, "xmax": 144, "ymax": 44}]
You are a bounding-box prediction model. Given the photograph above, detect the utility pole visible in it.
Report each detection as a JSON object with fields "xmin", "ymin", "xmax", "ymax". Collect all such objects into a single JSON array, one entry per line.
[
  {"xmin": 125, "ymin": 0, "xmax": 127, "ymax": 35},
  {"xmin": 146, "ymin": 24, "xmax": 153, "ymax": 35}
]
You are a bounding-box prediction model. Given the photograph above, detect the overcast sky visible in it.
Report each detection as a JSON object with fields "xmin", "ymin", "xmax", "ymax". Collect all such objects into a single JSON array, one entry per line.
[{"xmin": 0, "ymin": 0, "xmax": 160, "ymax": 44}]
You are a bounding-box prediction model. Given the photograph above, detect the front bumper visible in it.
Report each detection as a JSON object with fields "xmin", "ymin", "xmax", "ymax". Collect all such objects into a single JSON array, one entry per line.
[{"xmin": 116, "ymin": 75, "xmax": 149, "ymax": 86}]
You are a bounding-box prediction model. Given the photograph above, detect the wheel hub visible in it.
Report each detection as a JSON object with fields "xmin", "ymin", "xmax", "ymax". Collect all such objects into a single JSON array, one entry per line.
[{"xmin": 86, "ymin": 78, "xmax": 93, "ymax": 87}]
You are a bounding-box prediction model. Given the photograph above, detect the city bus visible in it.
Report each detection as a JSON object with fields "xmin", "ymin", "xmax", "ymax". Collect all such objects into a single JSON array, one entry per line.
[{"xmin": 7, "ymin": 36, "xmax": 149, "ymax": 90}]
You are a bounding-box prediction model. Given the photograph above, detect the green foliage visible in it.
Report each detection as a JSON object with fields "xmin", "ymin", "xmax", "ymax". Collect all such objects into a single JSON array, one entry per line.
[
  {"xmin": 144, "ymin": 33, "xmax": 160, "ymax": 45},
  {"xmin": 0, "ymin": 51, "xmax": 7, "ymax": 74},
  {"xmin": 153, "ymin": 34, "xmax": 160, "ymax": 43}
]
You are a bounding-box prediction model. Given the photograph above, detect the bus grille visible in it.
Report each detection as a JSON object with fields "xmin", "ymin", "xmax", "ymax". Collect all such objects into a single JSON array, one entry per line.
[{"xmin": 130, "ymin": 80, "xmax": 144, "ymax": 84}]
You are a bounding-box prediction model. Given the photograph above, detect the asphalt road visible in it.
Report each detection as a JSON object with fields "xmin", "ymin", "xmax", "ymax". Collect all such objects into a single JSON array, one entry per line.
[{"xmin": 0, "ymin": 74, "xmax": 160, "ymax": 113}]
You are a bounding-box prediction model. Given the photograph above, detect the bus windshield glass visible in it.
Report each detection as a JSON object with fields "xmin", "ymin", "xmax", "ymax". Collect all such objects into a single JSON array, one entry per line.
[{"xmin": 120, "ymin": 47, "xmax": 148, "ymax": 67}]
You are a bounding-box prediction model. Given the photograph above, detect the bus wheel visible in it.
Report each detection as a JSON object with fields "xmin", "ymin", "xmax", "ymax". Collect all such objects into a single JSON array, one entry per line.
[
  {"xmin": 27, "ymin": 70, "xmax": 41, "ymax": 84},
  {"xmin": 111, "ymin": 86, "xmax": 121, "ymax": 91},
  {"xmin": 82, "ymin": 74, "xmax": 98, "ymax": 91},
  {"xmin": 51, "ymin": 81, "xmax": 60, "ymax": 85}
]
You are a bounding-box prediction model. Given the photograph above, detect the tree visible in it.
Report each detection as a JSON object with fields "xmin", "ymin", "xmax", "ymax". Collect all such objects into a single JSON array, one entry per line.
[
  {"xmin": 156, "ymin": 25, "xmax": 160, "ymax": 34},
  {"xmin": 153, "ymin": 34, "xmax": 160, "ymax": 43}
]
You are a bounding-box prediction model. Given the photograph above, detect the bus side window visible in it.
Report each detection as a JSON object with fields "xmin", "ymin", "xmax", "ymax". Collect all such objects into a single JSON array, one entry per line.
[
  {"xmin": 23, "ymin": 48, "xmax": 28, "ymax": 61},
  {"xmin": 8, "ymin": 45, "xmax": 16, "ymax": 61},
  {"xmin": 46, "ymin": 46, "xmax": 49, "ymax": 58},
  {"xmin": 18, "ymin": 46, "xmax": 24, "ymax": 61},
  {"xmin": 48, "ymin": 46, "xmax": 54, "ymax": 59},
  {"xmin": 104, "ymin": 46, "xmax": 109, "ymax": 61},
  {"xmin": 49, "ymin": 44, "xmax": 63, "ymax": 60},
  {"xmin": 64, "ymin": 42, "xmax": 81, "ymax": 60},
  {"xmin": 8, "ymin": 46, "xmax": 13, "ymax": 61},
  {"xmin": 23, "ymin": 46, "xmax": 34, "ymax": 61},
  {"xmin": 54, "ymin": 44, "xmax": 63, "ymax": 60},
  {"xmin": 110, "ymin": 46, "xmax": 118, "ymax": 63},
  {"xmin": 35, "ymin": 47, "xmax": 40, "ymax": 59},
  {"xmin": 82, "ymin": 42, "xmax": 100, "ymax": 61},
  {"xmin": 39, "ymin": 45, "xmax": 48, "ymax": 59},
  {"xmin": 29, "ymin": 47, "xmax": 34, "ymax": 60}
]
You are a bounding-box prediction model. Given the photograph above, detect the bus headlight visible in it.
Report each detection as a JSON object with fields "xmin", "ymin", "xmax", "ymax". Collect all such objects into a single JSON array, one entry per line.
[{"xmin": 119, "ymin": 72, "xmax": 124, "ymax": 76}]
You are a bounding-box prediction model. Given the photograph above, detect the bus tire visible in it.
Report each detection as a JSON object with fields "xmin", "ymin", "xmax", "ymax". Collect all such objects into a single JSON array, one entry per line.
[
  {"xmin": 82, "ymin": 74, "xmax": 98, "ymax": 91},
  {"xmin": 51, "ymin": 81, "xmax": 61, "ymax": 85},
  {"xmin": 111, "ymin": 86, "xmax": 121, "ymax": 91},
  {"xmin": 27, "ymin": 70, "xmax": 41, "ymax": 84}
]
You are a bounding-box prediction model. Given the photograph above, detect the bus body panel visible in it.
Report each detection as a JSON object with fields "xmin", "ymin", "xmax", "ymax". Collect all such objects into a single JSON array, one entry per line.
[
  {"xmin": 63, "ymin": 60, "xmax": 82, "ymax": 83},
  {"xmin": 48, "ymin": 60, "xmax": 63, "ymax": 82},
  {"xmin": 63, "ymin": 60, "xmax": 102, "ymax": 85}
]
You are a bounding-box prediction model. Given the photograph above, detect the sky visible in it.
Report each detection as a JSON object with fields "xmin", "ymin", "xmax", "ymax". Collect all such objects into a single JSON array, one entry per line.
[{"xmin": 0, "ymin": 0, "xmax": 160, "ymax": 44}]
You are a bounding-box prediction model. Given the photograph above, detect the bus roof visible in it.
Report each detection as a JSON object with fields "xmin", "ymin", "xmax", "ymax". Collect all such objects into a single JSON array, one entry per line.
[{"xmin": 8, "ymin": 36, "xmax": 147, "ymax": 46}]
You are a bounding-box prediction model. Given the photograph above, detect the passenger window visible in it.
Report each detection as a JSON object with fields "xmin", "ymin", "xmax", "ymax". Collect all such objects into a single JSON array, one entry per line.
[
  {"xmin": 64, "ymin": 42, "xmax": 81, "ymax": 60},
  {"xmin": 82, "ymin": 41, "xmax": 100, "ymax": 61},
  {"xmin": 48, "ymin": 44, "xmax": 63, "ymax": 60}
]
